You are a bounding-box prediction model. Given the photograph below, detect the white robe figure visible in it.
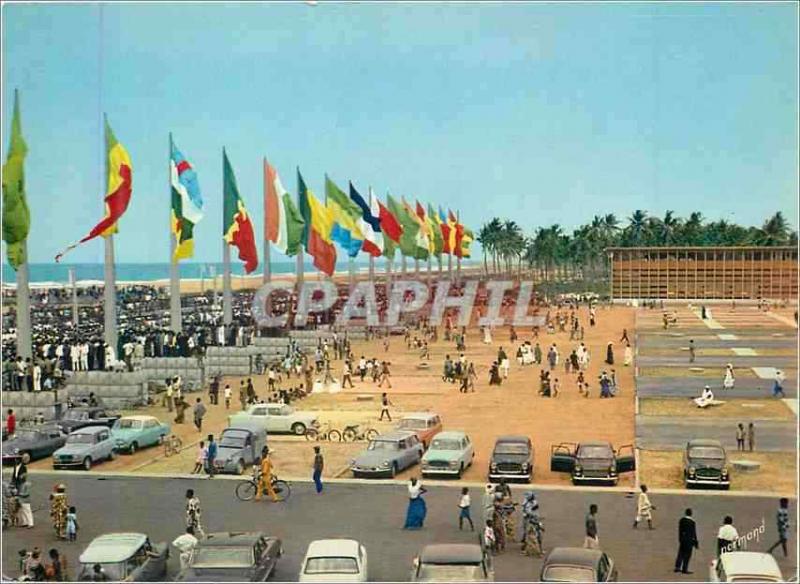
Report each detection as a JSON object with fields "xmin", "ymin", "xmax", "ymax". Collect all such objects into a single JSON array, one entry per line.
[
  {"xmin": 105, "ymin": 345, "xmax": 116, "ymax": 370},
  {"xmin": 483, "ymin": 326, "xmax": 493, "ymax": 345},
  {"xmin": 723, "ymin": 365, "xmax": 735, "ymax": 390},
  {"xmin": 694, "ymin": 386, "xmax": 715, "ymax": 408},
  {"xmin": 80, "ymin": 343, "xmax": 89, "ymax": 371},
  {"xmin": 32, "ymin": 364, "xmax": 41, "ymax": 392},
  {"xmin": 624, "ymin": 345, "xmax": 633, "ymax": 366},
  {"xmin": 70, "ymin": 345, "xmax": 80, "ymax": 371}
]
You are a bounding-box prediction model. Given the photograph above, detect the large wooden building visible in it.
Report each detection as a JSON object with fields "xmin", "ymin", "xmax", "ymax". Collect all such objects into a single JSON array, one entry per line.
[{"xmin": 608, "ymin": 246, "xmax": 798, "ymax": 301}]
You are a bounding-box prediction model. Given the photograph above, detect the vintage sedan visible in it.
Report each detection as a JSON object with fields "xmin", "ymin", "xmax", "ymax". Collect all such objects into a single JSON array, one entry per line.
[
  {"xmin": 550, "ymin": 442, "xmax": 635, "ymax": 485},
  {"xmin": 396, "ymin": 413, "xmax": 443, "ymax": 449},
  {"xmin": 540, "ymin": 547, "xmax": 618, "ymax": 582},
  {"xmin": 421, "ymin": 431, "xmax": 474, "ymax": 478},
  {"xmin": 229, "ymin": 403, "xmax": 319, "ymax": 436},
  {"xmin": 214, "ymin": 425, "xmax": 268, "ymax": 475},
  {"xmin": 1, "ymin": 425, "xmax": 67, "ymax": 464},
  {"xmin": 684, "ymin": 439, "xmax": 730, "ymax": 489},
  {"xmin": 710, "ymin": 552, "xmax": 783, "ymax": 582},
  {"xmin": 351, "ymin": 431, "xmax": 424, "ymax": 478},
  {"xmin": 411, "ymin": 544, "xmax": 494, "ymax": 582},
  {"xmin": 176, "ymin": 531, "xmax": 282, "ymax": 582},
  {"xmin": 76, "ymin": 532, "xmax": 168, "ymax": 581},
  {"xmin": 52, "ymin": 426, "xmax": 117, "ymax": 470},
  {"xmin": 111, "ymin": 416, "xmax": 170, "ymax": 454},
  {"xmin": 489, "ymin": 435, "xmax": 533, "ymax": 482},
  {"xmin": 57, "ymin": 407, "xmax": 120, "ymax": 434},
  {"xmin": 299, "ymin": 539, "xmax": 368, "ymax": 582}
]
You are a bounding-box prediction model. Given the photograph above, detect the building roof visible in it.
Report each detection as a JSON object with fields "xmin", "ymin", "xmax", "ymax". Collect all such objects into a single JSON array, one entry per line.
[
  {"xmin": 544, "ymin": 547, "xmax": 602, "ymax": 567},
  {"xmin": 79, "ymin": 533, "xmax": 147, "ymax": 564},
  {"xmin": 420, "ymin": 544, "xmax": 483, "ymax": 565},
  {"xmin": 720, "ymin": 552, "xmax": 783, "ymax": 579},
  {"xmin": 305, "ymin": 539, "xmax": 360, "ymax": 558}
]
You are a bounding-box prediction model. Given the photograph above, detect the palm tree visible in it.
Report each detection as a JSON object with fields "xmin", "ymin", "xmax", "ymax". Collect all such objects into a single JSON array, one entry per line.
[
  {"xmin": 624, "ymin": 210, "xmax": 648, "ymax": 246},
  {"xmin": 757, "ymin": 212, "xmax": 790, "ymax": 246}
]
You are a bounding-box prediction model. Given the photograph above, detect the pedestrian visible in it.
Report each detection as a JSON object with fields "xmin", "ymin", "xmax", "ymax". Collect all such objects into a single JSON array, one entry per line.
[
  {"xmin": 717, "ymin": 516, "xmax": 739, "ymax": 556},
  {"xmin": 403, "ymin": 477, "xmax": 427, "ymax": 530},
  {"xmin": 605, "ymin": 342, "xmax": 614, "ymax": 365},
  {"xmin": 185, "ymin": 489, "xmax": 204, "ymax": 538},
  {"xmin": 688, "ymin": 340, "xmax": 696, "ymax": 363},
  {"xmin": 624, "ymin": 343, "xmax": 633, "ymax": 367},
  {"xmin": 223, "ymin": 384, "xmax": 232, "ymax": 409},
  {"xmin": 6, "ymin": 409, "xmax": 16, "ymax": 439},
  {"xmin": 172, "ymin": 527, "xmax": 199, "ymax": 572},
  {"xmin": 164, "ymin": 378, "xmax": 174, "ymax": 412},
  {"xmin": 16, "ymin": 477, "xmax": 33, "ymax": 528},
  {"xmin": 255, "ymin": 447, "xmax": 278, "ymax": 502},
  {"xmin": 620, "ymin": 328, "xmax": 629, "ymax": 344},
  {"xmin": 772, "ymin": 370, "xmax": 786, "ymax": 398},
  {"xmin": 65, "ymin": 506, "xmax": 78, "ymax": 542},
  {"xmin": 584, "ymin": 504, "xmax": 599, "ymax": 549},
  {"xmin": 766, "ymin": 498, "xmax": 790, "ymax": 557},
  {"xmin": 45, "ymin": 548, "xmax": 67, "ymax": 581},
  {"xmin": 458, "ymin": 487, "xmax": 474, "ymax": 531},
  {"xmin": 723, "ymin": 364, "xmax": 735, "ymax": 390},
  {"xmin": 379, "ymin": 393, "xmax": 393, "ymax": 422},
  {"xmin": 206, "ymin": 434, "xmax": 217, "ymax": 478},
  {"xmin": 377, "ymin": 361, "xmax": 393, "ymax": 388},
  {"xmin": 342, "ymin": 361, "xmax": 354, "ymax": 388},
  {"xmin": 735, "ymin": 424, "xmax": 745, "ymax": 451},
  {"xmin": 49, "ymin": 483, "xmax": 68, "ymax": 539},
  {"xmin": 747, "ymin": 422, "xmax": 755, "ymax": 451},
  {"xmin": 192, "ymin": 441, "xmax": 206, "ymax": 474},
  {"xmin": 193, "ymin": 398, "xmax": 206, "ymax": 432},
  {"xmin": 498, "ymin": 347, "xmax": 509, "ymax": 379},
  {"xmin": 633, "ymin": 484, "xmax": 655, "ymax": 529},
  {"xmin": 238, "ymin": 381, "xmax": 247, "ymax": 410},
  {"xmin": 484, "ymin": 519, "xmax": 497, "ymax": 553},
  {"xmin": 312, "ymin": 446, "xmax": 324, "ymax": 494},
  {"xmin": 674, "ymin": 508, "xmax": 699, "ymax": 574}
]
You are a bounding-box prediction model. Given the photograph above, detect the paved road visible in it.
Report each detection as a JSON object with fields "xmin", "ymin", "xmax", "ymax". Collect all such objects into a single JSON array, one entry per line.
[
  {"xmin": 637, "ymin": 356, "xmax": 796, "ymax": 368},
  {"xmin": 636, "ymin": 377, "xmax": 797, "ymax": 398},
  {"xmin": 638, "ymin": 338, "xmax": 797, "ymax": 350},
  {"xmin": 2, "ymin": 474, "xmax": 797, "ymax": 582},
  {"xmin": 636, "ymin": 416, "xmax": 797, "ymax": 452}
]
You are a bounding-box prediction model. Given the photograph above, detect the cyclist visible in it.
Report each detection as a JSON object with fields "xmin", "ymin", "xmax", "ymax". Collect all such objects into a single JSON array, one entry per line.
[
  {"xmin": 254, "ymin": 447, "xmax": 278, "ymax": 502},
  {"xmin": 521, "ymin": 491, "xmax": 545, "ymax": 557}
]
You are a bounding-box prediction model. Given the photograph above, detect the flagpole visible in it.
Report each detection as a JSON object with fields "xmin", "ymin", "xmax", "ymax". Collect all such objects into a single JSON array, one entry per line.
[
  {"xmin": 448, "ymin": 250, "xmax": 453, "ymax": 281},
  {"xmin": 349, "ymin": 257, "xmax": 355, "ymax": 293},
  {"xmin": 368, "ymin": 255, "xmax": 375, "ymax": 282},
  {"xmin": 296, "ymin": 169, "xmax": 305, "ymax": 289},
  {"xmin": 169, "ymin": 133, "xmax": 182, "ymax": 332},
  {"xmin": 15, "ymin": 241, "xmax": 32, "ymax": 360},
  {"xmin": 427, "ymin": 255, "xmax": 432, "ymax": 285},
  {"xmin": 103, "ymin": 117, "xmax": 118, "ymax": 353},
  {"xmin": 456, "ymin": 210, "xmax": 462, "ymax": 285},
  {"xmin": 69, "ymin": 267, "xmax": 79, "ymax": 326},
  {"xmin": 402, "ymin": 254, "xmax": 407, "ymax": 275},
  {"xmin": 222, "ymin": 150, "xmax": 233, "ymax": 326},
  {"xmin": 263, "ymin": 158, "xmax": 271, "ymax": 284},
  {"xmin": 415, "ymin": 257, "xmax": 420, "ymax": 276}
]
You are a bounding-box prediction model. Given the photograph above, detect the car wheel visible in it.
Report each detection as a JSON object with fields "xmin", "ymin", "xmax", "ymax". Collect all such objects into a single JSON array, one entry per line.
[
  {"xmin": 129, "ymin": 442, "xmax": 138, "ymax": 454},
  {"xmin": 291, "ymin": 423, "xmax": 306, "ymax": 436},
  {"xmin": 109, "ymin": 449, "xmax": 118, "ymax": 461},
  {"xmin": 83, "ymin": 457, "xmax": 92, "ymax": 471},
  {"xmin": 236, "ymin": 460, "xmax": 245, "ymax": 475},
  {"xmin": 458, "ymin": 463, "xmax": 464, "ymax": 478},
  {"xmin": 157, "ymin": 434, "xmax": 165, "ymax": 445},
  {"xmin": 390, "ymin": 463, "xmax": 398, "ymax": 478}
]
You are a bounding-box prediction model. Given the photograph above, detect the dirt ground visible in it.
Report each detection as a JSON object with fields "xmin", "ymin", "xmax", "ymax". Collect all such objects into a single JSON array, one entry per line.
[
  {"xmin": 639, "ymin": 398, "xmax": 794, "ymax": 420},
  {"xmin": 33, "ymin": 305, "xmax": 636, "ymax": 486},
  {"xmin": 639, "ymin": 450, "xmax": 797, "ymax": 495}
]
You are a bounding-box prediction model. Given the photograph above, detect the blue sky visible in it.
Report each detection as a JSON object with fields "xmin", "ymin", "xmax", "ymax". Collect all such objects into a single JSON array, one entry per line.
[{"xmin": 2, "ymin": 2, "xmax": 798, "ymax": 264}]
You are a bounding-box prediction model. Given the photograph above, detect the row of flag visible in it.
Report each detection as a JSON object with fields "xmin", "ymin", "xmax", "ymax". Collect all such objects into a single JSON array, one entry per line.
[{"xmin": 3, "ymin": 92, "xmax": 472, "ymax": 276}]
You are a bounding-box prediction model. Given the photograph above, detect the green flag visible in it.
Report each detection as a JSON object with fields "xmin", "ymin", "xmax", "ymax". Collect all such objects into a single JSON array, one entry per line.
[
  {"xmin": 387, "ymin": 194, "xmax": 418, "ymax": 258},
  {"xmin": 427, "ymin": 203, "xmax": 444, "ymax": 256},
  {"xmin": 2, "ymin": 89, "xmax": 30, "ymax": 269}
]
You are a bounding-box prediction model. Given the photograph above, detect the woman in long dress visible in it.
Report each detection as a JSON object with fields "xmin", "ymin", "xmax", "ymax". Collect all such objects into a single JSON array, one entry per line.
[
  {"xmin": 403, "ymin": 478, "xmax": 427, "ymax": 530},
  {"xmin": 624, "ymin": 343, "xmax": 633, "ymax": 367},
  {"xmin": 483, "ymin": 326, "xmax": 493, "ymax": 345},
  {"xmin": 723, "ymin": 364, "xmax": 735, "ymax": 390}
]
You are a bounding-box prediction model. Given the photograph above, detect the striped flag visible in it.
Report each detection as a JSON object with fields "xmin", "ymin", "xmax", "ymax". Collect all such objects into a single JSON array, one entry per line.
[
  {"xmin": 170, "ymin": 135, "xmax": 203, "ymax": 262},
  {"xmin": 349, "ymin": 183, "xmax": 383, "ymax": 257}
]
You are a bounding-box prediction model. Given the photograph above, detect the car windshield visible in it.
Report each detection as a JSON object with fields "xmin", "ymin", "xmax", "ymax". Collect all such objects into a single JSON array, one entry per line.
[
  {"xmin": 398, "ymin": 419, "xmax": 427, "ymax": 430},
  {"xmin": 77, "ymin": 562, "xmax": 125, "ymax": 581},
  {"xmin": 66, "ymin": 434, "xmax": 95, "ymax": 444},
  {"xmin": 368, "ymin": 440, "xmax": 398, "ymax": 451},
  {"xmin": 542, "ymin": 565, "xmax": 595, "ymax": 582},
  {"xmin": 304, "ymin": 557, "xmax": 359, "ymax": 575},
  {"xmin": 191, "ymin": 546, "xmax": 254, "ymax": 568},
  {"xmin": 220, "ymin": 436, "xmax": 247, "ymax": 449},
  {"xmin": 578, "ymin": 445, "xmax": 613, "ymax": 459},
  {"xmin": 417, "ymin": 564, "xmax": 484, "ymax": 581},
  {"xmin": 115, "ymin": 419, "xmax": 143, "ymax": 430},
  {"xmin": 13, "ymin": 430, "xmax": 41, "ymax": 441},
  {"xmin": 64, "ymin": 411, "xmax": 88, "ymax": 421},
  {"xmin": 431, "ymin": 439, "xmax": 462, "ymax": 451},
  {"xmin": 689, "ymin": 447, "xmax": 725, "ymax": 460},
  {"xmin": 494, "ymin": 443, "xmax": 528, "ymax": 455}
]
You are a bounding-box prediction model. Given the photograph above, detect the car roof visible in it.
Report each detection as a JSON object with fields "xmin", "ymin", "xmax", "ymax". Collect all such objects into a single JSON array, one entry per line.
[
  {"xmin": 720, "ymin": 552, "xmax": 783, "ymax": 578},
  {"xmin": 431, "ymin": 431, "xmax": 467, "ymax": 440},
  {"xmin": 544, "ymin": 547, "xmax": 602, "ymax": 568},
  {"xmin": 374, "ymin": 430, "xmax": 418, "ymax": 441},
  {"xmin": 578, "ymin": 441, "xmax": 613, "ymax": 448},
  {"xmin": 199, "ymin": 532, "xmax": 266, "ymax": 547},
  {"xmin": 687, "ymin": 439, "xmax": 724, "ymax": 448},
  {"xmin": 118, "ymin": 415, "xmax": 158, "ymax": 422},
  {"xmin": 401, "ymin": 412, "xmax": 439, "ymax": 420},
  {"xmin": 79, "ymin": 533, "xmax": 147, "ymax": 564},
  {"xmin": 495, "ymin": 435, "xmax": 529, "ymax": 444},
  {"xmin": 72, "ymin": 406, "xmax": 103, "ymax": 412},
  {"xmin": 72, "ymin": 425, "xmax": 108, "ymax": 435},
  {"xmin": 420, "ymin": 544, "xmax": 483, "ymax": 565},
  {"xmin": 306, "ymin": 539, "xmax": 360, "ymax": 558}
]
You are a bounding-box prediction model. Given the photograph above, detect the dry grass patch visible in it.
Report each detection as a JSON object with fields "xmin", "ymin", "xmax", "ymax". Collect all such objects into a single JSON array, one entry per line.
[
  {"xmin": 639, "ymin": 398, "xmax": 794, "ymax": 419},
  {"xmin": 639, "ymin": 450, "xmax": 797, "ymax": 495}
]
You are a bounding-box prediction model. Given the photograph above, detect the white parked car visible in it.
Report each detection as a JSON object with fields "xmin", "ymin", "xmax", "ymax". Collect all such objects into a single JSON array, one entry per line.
[
  {"xmin": 299, "ymin": 539, "xmax": 368, "ymax": 582},
  {"xmin": 710, "ymin": 552, "xmax": 783, "ymax": 582},
  {"xmin": 229, "ymin": 403, "xmax": 319, "ymax": 435}
]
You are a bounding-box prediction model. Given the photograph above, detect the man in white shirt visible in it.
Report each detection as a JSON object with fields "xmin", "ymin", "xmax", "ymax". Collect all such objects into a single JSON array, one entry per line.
[
  {"xmin": 717, "ymin": 516, "xmax": 739, "ymax": 557},
  {"xmin": 172, "ymin": 527, "xmax": 199, "ymax": 571},
  {"xmin": 80, "ymin": 342, "xmax": 89, "ymax": 371}
]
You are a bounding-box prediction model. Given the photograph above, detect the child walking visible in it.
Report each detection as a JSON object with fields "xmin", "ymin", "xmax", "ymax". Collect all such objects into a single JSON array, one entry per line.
[
  {"xmin": 458, "ymin": 487, "xmax": 474, "ymax": 531},
  {"xmin": 65, "ymin": 506, "xmax": 78, "ymax": 542},
  {"xmin": 484, "ymin": 520, "xmax": 497, "ymax": 553},
  {"xmin": 192, "ymin": 441, "xmax": 206, "ymax": 474}
]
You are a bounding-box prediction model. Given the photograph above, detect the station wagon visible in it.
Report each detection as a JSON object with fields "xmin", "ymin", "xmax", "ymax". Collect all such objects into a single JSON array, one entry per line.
[
  {"xmin": 52, "ymin": 426, "xmax": 117, "ymax": 470},
  {"xmin": 76, "ymin": 532, "xmax": 168, "ymax": 581},
  {"xmin": 396, "ymin": 413, "xmax": 442, "ymax": 449}
]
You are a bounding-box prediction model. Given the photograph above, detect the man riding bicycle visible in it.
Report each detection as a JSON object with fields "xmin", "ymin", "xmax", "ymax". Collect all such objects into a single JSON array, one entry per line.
[
  {"xmin": 521, "ymin": 491, "xmax": 545, "ymax": 557},
  {"xmin": 254, "ymin": 446, "xmax": 278, "ymax": 502}
]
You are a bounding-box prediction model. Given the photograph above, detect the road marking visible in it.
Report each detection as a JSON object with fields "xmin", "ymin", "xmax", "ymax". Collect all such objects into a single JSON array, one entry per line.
[
  {"xmin": 783, "ymin": 399, "xmax": 798, "ymax": 416},
  {"xmin": 718, "ymin": 334, "xmax": 739, "ymax": 340},
  {"xmin": 766, "ymin": 312, "xmax": 798, "ymax": 328},
  {"xmin": 730, "ymin": 347, "xmax": 758, "ymax": 356},
  {"xmin": 690, "ymin": 307, "xmax": 725, "ymax": 329},
  {"xmin": 752, "ymin": 367, "xmax": 780, "ymax": 379}
]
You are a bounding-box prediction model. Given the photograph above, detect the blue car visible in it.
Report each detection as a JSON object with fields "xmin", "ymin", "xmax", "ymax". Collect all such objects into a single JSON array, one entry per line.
[
  {"xmin": 53, "ymin": 426, "xmax": 117, "ymax": 470},
  {"xmin": 112, "ymin": 416, "xmax": 170, "ymax": 454}
]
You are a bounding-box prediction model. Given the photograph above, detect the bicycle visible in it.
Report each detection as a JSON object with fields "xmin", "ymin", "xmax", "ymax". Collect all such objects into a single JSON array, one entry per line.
[
  {"xmin": 163, "ymin": 434, "xmax": 183, "ymax": 457},
  {"xmin": 305, "ymin": 421, "xmax": 341, "ymax": 442},
  {"xmin": 341, "ymin": 423, "xmax": 379, "ymax": 442},
  {"xmin": 235, "ymin": 468, "xmax": 291, "ymax": 502}
]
